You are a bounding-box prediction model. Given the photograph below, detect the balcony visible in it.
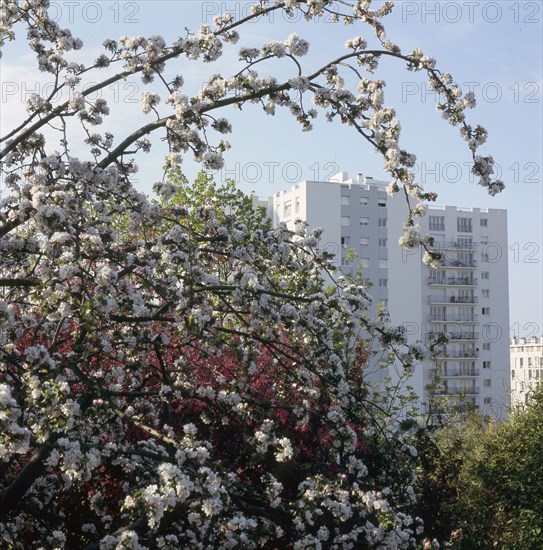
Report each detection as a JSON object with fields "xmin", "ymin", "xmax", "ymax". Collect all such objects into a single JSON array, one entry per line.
[
  {"xmin": 442, "ymin": 259, "xmax": 477, "ymax": 268},
  {"xmin": 449, "ymin": 296, "xmax": 478, "ymax": 304},
  {"xmin": 436, "ymin": 368, "xmax": 480, "ymax": 378},
  {"xmin": 435, "ymin": 386, "xmax": 480, "ymax": 395},
  {"xmin": 428, "ymin": 314, "xmax": 479, "ymax": 323},
  {"xmin": 433, "ymin": 241, "xmax": 478, "ymax": 251},
  {"xmin": 428, "ymin": 276, "xmax": 477, "ymax": 286},
  {"xmin": 444, "ymin": 351, "xmax": 479, "ymax": 359},
  {"xmin": 427, "ymin": 331, "xmax": 479, "ymax": 341},
  {"xmin": 429, "ymin": 404, "xmax": 479, "ymax": 416},
  {"xmin": 428, "ymin": 295, "xmax": 478, "ymax": 304},
  {"xmin": 456, "ymin": 402, "xmax": 479, "ymax": 413}
]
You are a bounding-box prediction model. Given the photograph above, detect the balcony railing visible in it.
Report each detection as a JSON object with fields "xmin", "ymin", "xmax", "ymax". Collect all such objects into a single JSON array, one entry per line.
[
  {"xmin": 430, "ymin": 404, "xmax": 479, "ymax": 416},
  {"xmin": 428, "ymin": 277, "xmax": 478, "ymax": 286},
  {"xmin": 435, "ymin": 386, "xmax": 480, "ymax": 395},
  {"xmin": 428, "ymin": 295, "xmax": 478, "ymax": 304},
  {"xmin": 428, "ymin": 314, "xmax": 479, "ymax": 323},
  {"xmin": 444, "ymin": 351, "xmax": 479, "ymax": 358},
  {"xmin": 433, "ymin": 241, "xmax": 478, "ymax": 251},
  {"xmin": 442, "ymin": 259, "xmax": 477, "ymax": 268},
  {"xmin": 449, "ymin": 296, "xmax": 478, "ymax": 304},
  {"xmin": 427, "ymin": 331, "xmax": 479, "ymax": 341},
  {"xmin": 436, "ymin": 368, "xmax": 480, "ymax": 378}
]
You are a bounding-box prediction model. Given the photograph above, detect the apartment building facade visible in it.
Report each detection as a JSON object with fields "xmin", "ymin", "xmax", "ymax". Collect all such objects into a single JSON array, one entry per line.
[
  {"xmin": 510, "ymin": 336, "xmax": 543, "ymax": 407},
  {"xmin": 269, "ymin": 172, "xmax": 390, "ymax": 307},
  {"xmin": 268, "ymin": 171, "xmax": 510, "ymax": 418}
]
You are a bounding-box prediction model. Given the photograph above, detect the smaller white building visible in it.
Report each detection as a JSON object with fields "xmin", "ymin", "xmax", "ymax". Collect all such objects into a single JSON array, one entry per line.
[{"xmin": 510, "ymin": 336, "xmax": 543, "ymax": 407}]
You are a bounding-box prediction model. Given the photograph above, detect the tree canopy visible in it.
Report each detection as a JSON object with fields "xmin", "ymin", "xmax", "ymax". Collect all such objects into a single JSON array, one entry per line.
[{"xmin": 1, "ymin": 1, "xmax": 505, "ymax": 548}]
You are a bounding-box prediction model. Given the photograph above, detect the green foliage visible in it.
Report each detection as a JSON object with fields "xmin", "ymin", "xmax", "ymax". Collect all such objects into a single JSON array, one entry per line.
[
  {"xmin": 456, "ymin": 387, "xmax": 543, "ymax": 548},
  {"xmin": 417, "ymin": 387, "xmax": 543, "ymax": 548},
  {"xmin": 164, "ymin": 169, "xmax": 271, "ymax": 234},
  {"xmin": 414, "ymin": 413, "xmax": 484, "ymax": 544}
]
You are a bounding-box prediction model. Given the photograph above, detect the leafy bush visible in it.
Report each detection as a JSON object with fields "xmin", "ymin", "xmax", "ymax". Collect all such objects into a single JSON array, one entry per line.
[{"xmin": 416, "ymin": 387, "xmax": 543, "ymax": 549}]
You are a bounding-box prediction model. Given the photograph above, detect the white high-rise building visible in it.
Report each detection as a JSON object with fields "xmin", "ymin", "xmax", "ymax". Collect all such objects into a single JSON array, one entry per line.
[
  {"xmin": 510, "ymin": 336, "xmax": 543, "ymax": 407},
  {"xmin": 268, "ymin": 171, "xmax": 510, "ymax": 418},
  {"xmin": 269, "ymin": 172, "xmax": 390, "ymax": 307}
]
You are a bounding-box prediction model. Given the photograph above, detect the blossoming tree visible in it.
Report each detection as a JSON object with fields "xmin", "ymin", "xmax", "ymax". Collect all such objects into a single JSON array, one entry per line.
[{"xmin": 1, "ymin": 0, "xmax": 502, "ymax": 547}]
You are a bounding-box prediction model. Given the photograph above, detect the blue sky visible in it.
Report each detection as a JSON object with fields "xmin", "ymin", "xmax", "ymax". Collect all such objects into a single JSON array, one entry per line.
[{"xmin": 1, "ymin": 1, "xmax": 542, "ymax": 335}]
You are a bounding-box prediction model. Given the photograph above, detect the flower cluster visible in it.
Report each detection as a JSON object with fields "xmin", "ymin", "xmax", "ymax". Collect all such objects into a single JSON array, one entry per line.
[
  {"xmin": 0, "ymin": 165, "xmax": 433, "ymax": 547},
  {"xmin": 1, "ymin": 1, "xmax": 504, "ymax": 546}
]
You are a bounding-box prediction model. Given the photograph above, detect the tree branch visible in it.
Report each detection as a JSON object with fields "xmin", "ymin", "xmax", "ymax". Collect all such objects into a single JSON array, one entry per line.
[{"xmin": 0, "ymin": 394, "xmax": 93, "ymax": 516}]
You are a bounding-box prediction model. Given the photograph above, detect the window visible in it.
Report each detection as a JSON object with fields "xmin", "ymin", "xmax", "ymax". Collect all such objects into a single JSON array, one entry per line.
[
  {"xmin": 480, "ymin": 218, "xmax": 488, "ymax": 227},
  {"xmin": 484, "ymin": 397, "xmax": 492, "ymax": 405},
  {"xmin": 295, "ymin": 197, "xmax": 300, "ymax": 214},
  {"xmin": 457, "ymin": 217, "xmax": 473, "ymax": 232},
  {"xmin": 483, "ymin": 379, "xmax": 491, "ymax": 387},
  {"xmin": 284, "ymin": 201, "xmax": 292, "ymax": 217},
  {"xmin": 482, "ymin": 307, "xmax": 490, "ymax": 315},
  {"xmin": 457, "ymin": 253, "xmax": 473, "ymax": 267},
  {"xmin": 430, "ymin": 306, "xmax": 446, "ymax": 321},
  {"xmin": 341, "ymin": 236, "xmax": 350, "ymax": 247},
  {"xmin": 379, "ymin": 278, "xmax": 388, "ymax": 287},
  {"xmin": 483, "ymin": 361, "xmax": 491, "ymax": 369},
  {"xmin": 483, "ymin": 343, "xmax": 490, "ymax": 351},
  {"xmin": 379, "ymin": 259, "xmax": 388, "ymax": 268},
  {"xmin": 429, "ymin": 270, "xmax": 447, "ymax": 284},
  {"xmin": 341, "ymin": 216, "xmax": 350, "ymax": 226},
  {"xmin": 341, "ymin": 257, "xmax": 351, "ymax": 266},
  {"xmin": 360, "ymin": 217, "xmax": 369, "ymax": 226},
  {"xmin": 378, "ymin": 200, "xmax": 386, "ymax": 208},
  {"xmin": 360, "ymin": 237, "xmax": 369, "ymax": 247},
  {"xmin": 429, "ymin": 216, "xmax": 445, "ymax": 231},
  {"xmin": 341, "ymin": 195, "xmax": 350, "ymax": 205},
  {"xmin": 481, "ymin": 271, "xmax": 489, "ymax": 279},
  {"xmin": 520, "ymin": 358, "xmax": 524, "ymax": 367},
  {"xmin": 360, "ymin": 197, "xmax": 369, "ymax": 206},
  {"xmin": 482, "ymin": 289, "xmax": 490, "ymax": 298},
  {"xmin": 512, "ymin": 370, "xmax": 515, "ymax": 379},
  {"xmin": 379, "ymin": 238, "xmax": 387, "ymax": 247},
  {"xmin": 378, "ymin": 218, "xmax": 387, "ymax": 227},
  {"xmin": 481, "ymin": 253, "xmax": 489, "ymax": 262}
]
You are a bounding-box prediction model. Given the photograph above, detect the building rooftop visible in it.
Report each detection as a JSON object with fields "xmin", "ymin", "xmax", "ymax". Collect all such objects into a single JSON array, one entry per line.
[
  {"xmin": 511, "ymin": 336, "xmax": 543, "ymax": 346},
  {"xmin": 270, "ymin": 172, "xmax": 506, "ymax": 213}
]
